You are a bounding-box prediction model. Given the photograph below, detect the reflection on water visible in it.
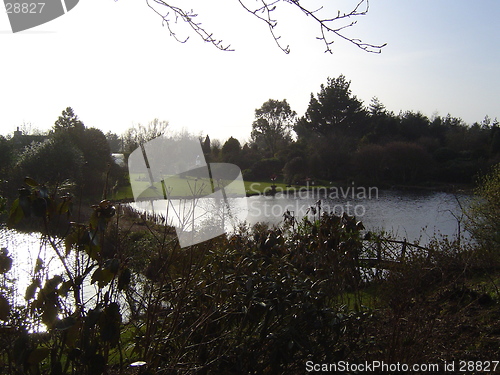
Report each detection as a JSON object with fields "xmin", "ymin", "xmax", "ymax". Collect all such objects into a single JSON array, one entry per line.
[
  {"xmin": 0, "ymin": 227, "xmax": 101, "ymax": 310},
  {"xmin": 0, "ymin": 227, "xmax": 53, "ymax": 306},
  {"xmin": 132, "ymin": 190, "xmax": 470, "ymax": 245},
  {"xmin": 244, "ymin": 190, "xmax": 469, "ymax": 244}
]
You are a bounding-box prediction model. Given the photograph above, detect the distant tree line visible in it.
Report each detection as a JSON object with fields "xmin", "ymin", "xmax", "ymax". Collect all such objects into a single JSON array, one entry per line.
[
  {"xmin": 206, "ymin": 75, "xmax": 500, "ymax": 186},
  {"xmin": 1, "ymin": 75, "xmax": 498, "ymax": 201},
  {"xmin": 0, "ymin": 107, "xmax": 120, "ymax": 198}
]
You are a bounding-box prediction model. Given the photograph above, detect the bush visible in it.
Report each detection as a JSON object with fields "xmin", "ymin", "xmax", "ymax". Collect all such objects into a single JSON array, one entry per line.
[
  {"xmin": 467, "ymin": 163, "xmax": 500, "ymax": 258},
  {"xmin": 250, "ymin": 158, "xmax": 283, "ymax": 180},
  {"xmin": 283, "ymin": 156, "xmax": 307, "ymax": 184},
  {"xmin": 11, "ymin": 138, "xmax": 84, "ymax": 188}
]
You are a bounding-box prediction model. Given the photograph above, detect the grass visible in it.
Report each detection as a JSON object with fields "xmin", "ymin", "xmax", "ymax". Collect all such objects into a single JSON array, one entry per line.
[{"xmin": 114, "ymin": 174, "xmax": 334, "ymax": 201}]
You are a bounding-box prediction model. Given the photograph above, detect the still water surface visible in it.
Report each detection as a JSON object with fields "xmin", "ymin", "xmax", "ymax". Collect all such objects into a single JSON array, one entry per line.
[
  {"xmin": 132, "ymin": 189, "xmax": 469, "ymax": 244},
  {"xmin": 245, "ymin": 189, "xmax": 469, "ymax": 243}
]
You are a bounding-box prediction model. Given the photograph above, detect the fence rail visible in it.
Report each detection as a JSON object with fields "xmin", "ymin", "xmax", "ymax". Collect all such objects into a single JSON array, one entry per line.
[{"xmin": 360, "ymin": 237, "xmax": 431, "ymax": 271}]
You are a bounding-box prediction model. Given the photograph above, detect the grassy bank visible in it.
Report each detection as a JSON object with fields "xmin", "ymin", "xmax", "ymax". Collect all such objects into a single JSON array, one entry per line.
[{"xmin": 113, "ymin": 177, "xmax": 314, "ymax": 200}]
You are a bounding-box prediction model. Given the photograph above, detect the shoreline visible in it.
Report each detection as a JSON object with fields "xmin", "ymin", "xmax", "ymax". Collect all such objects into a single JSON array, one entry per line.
[{"xmin": 112, "ymin": 181, "xmax": 475, "ymax": 202}]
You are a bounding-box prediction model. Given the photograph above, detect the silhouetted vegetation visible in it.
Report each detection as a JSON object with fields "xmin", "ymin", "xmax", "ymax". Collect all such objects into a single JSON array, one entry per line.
[
  {"xmin": 1, "ymin": 170, "xmax": 500, "ymax": 374},
  {"xmin": 0, "ymin": 82, "xmax": 500, "ymax": 374},
  {"xmin": 213, "ymin": 75, "xmax": 498, "ymax": 187},
  {"xmin": 2, "ymin": 107, "xmax": 122, "ymax": 200}
]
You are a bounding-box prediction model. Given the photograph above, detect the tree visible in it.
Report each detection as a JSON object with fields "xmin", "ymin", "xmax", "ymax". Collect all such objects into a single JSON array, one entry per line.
[
  {"xmin": 221, "ymin": 137, "xmax": 241, "ymax": 164},
  {"xmin": 397, "ymin": 111, "xmax": 430, "ymax": 141},
  {"xmin": 297, "ymin": 75, "xmax": 366, "ymax": 138},
  {"xmin": 467, "ymin": 163, "xmax": 500, "ymax": 257},
  {"xmin": 106, "ymin": 131, "xmax": 122, "ymax": 153},
  {"xmin": 210, "ymin": 138, "xmax": 222, "ymax": 162},
  {"xmin": 201, "ymin": 135, "xmax": 211, "ymax": 154},
  {"xmin": 250, "ymin": 158, "xmax": 282, "ymax": 180},
  {"xmin": 491, "ymin": 126, "xmax": 500, "ymax": 155},
  {"xmin": 383, "ymin": 141, "xmax": 433, "ymax": 183},
  {"xmin": 0, "ymin": 136, "xmax": 12, "ymax": 184},
  {"xmin": 0, "ymin": 136, "xmax": 11, "ymax": 158},
  {"xmin": 81, "ymin": 128, "xmax": 112, "ymax": 173},
  {"xmin": 251, "ymin": 99, "xmax": 296, "ymax": 157},
  {"xmin": 52, "ymin": 107, "xmax": 87, "ymax": 157},
  {"xmin": 353, "ymin": 143, "xmax": 385, "ymax": 183},
  {"xmin": 145, "ymin": 0, "xmax": 386, "ymax": 54},
  {"xmin": 51, "ymin": 108, "xmax": 113, "ymax": 194},
  {"xmin": 283, "ymin": 156, "xmax": 307, "ymax": 184},
  {"xmin": 12, "ymin": 138, "xmax": 85, "ymax": 186},
  {"xmin": 122, "ymin": 119, "xmax": 169, "ymax": 155},
  {"xmin": 53, "ymin": 107, "xmax": 85, "ymax": 134},
  {"xmin": 368, "ymin": 96, "xmax": 386, "ymax": 117}
]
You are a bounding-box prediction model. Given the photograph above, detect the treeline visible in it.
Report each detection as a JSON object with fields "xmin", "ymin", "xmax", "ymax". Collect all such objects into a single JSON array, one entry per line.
[
  {"xmin": 0, "ymin": 108, "xmax": 123, "ymax": 199},
  {"xmin": 2, "ymin": 75, "xmax": 499, "ymax": 199},
  {"xmin": 204, "ymin": 75, "xmax": 500, "ymax": 186}
]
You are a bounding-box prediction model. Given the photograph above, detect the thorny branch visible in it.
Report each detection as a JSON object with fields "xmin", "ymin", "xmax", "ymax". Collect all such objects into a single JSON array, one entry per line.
[{"xmin": 145, "ymin": 0, "xmax": 386, "ymax": 54}]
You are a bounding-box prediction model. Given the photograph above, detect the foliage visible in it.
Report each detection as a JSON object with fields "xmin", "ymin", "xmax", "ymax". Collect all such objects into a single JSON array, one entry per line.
[
  {"xmin": 382, "ymin": 141, "xmax": 433, "ymax": 184},
  {"xmin": 78, "ymin": 127, "xmax": 113, "ymax": 194},
  {"xmin": 116, "ymin": 210, "xmax": 372, "ymax": 374},
  {"xmin": 1, "ymin": 175, "xmax": 375, "ymax": 374},
  {"xmin": 2, "ymin": 173, "xmax": 500, "ymax": 373},
  {"xmin": 49, "ymin": 108, "xmax": 113, "ymax": 195},
  {"xmin": 249, "ymin": 157, "xmax": 283, "ymax": 180},
  {"xmin": 283, "ymin": 156, "xmax": 307, "ymax": 183},
  {"xmin": 0, "ymin": 135, "xmax": 12, "ymax": 182},
  {"xmin": 53, "ymin": 107, "xmax": 85, "ymax": 135},
  {"xmin": 220, "ymin": 136, "xmax": 241, "ymax": 164},
  {"xmin": 467, "ymin": 163, "xmax": 500, "ymax": 258},
  {"xmin": 251, "ymin": 99, "xmax": 296, "ymax": 157},
  {"xmin": 12, "ymin": 138, "xmax": 85, "ymax": 187},
  {"xmin": 1, "ymin": 178, "xmax": 131, "ymax": 375},
  {"xmin": 275, "ymin": 76, "xmax": 499, "ymax": 184},
  {"xmin": 105, "ymin": 131, "xmax": 122, "ymax": 153},
  {"xmin": 0, "ymin": 195, "xmax": 6, "ymax": 218},
  {"xmin": 122, "ymin": 119, "xmax": 169, "ymax": 156},
  {"xmin": 296, "ymin": 75, "xmax": 366, "ymax": 138}
]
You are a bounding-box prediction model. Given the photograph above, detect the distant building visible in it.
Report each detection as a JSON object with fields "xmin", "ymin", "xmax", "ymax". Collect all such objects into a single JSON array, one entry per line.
[
  {"xmin": 12, "ymin": 127, "xmax": 47, "ymax": 149},
  {"xmin": 111, "ymin": 153, "xmax": 126, "ymax": 167},
  {"xmin": 13, "ymin": 127, "xmax": 22, "ymax": 138}
]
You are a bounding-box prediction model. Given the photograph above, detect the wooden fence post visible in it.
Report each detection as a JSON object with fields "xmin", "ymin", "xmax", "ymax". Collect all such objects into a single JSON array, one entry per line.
[
  {"xmin": 376, "ymin": 241, "xmax": 382, "ymax": 277},
  {"xmin": 400, "ymin": 239, "xmax": 407, "ymax": 262}
]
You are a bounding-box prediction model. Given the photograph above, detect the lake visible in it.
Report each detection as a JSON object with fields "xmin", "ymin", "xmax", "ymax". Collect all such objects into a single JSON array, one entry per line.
[{"xmin": 131, "ymin": 188, "xmax": 470, "ymax": 245}]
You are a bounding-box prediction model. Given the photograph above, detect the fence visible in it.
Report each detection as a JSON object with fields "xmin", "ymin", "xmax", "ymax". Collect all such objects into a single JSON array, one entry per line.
[{"xmin": 360, "ymin": 237, "xmax": 432, "ymax": 273}]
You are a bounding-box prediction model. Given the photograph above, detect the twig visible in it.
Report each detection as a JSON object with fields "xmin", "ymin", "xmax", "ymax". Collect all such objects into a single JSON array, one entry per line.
[{"xmin": 144, "ymin": 0, "xmax": 386, "ymax": 53}]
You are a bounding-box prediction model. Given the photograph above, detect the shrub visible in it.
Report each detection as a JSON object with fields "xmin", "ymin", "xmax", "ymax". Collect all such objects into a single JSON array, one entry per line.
[
  {"xmin": 11, "ymin": 138, "xmax": 84, "ymax": 188},
  {"xmin": 467, "ymin": 163, "xmax": 500, "ymax": 258}
]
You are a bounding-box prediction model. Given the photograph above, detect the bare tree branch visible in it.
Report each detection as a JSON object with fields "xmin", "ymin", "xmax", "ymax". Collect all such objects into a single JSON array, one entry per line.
[
  {"xmin": 238, "ymin": 0, "xmax": 291, "ymax": 54},
  {"xmin": 144, "ymin": 0, "xmax": 386, "ymax": 54},
  {"xmin": 146, "ymin": 0, "xmax": 234, "ymax": 51},
  {"xmin": 286, "ymin": 0, "xmax": 387, "ymax": 53}
]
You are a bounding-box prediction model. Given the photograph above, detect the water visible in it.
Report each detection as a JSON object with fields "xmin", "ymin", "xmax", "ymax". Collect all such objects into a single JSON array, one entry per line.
[
  {"xmin": 247, "ymin": 189, "xmax": 469, "ymax": 243},
  {"xmin": 0, "ymin": 228, "xmax": 46, "ymax": 307},
  {"xmin": 131, "ymin": 189, "xmax": 470, "ymax": 245},
  {"xmin": 0, "ymin": 190, "xmax": 469, "ymax": 326},
  {"xmin": 0, "ymin": 227, "xmax": 102, "ymax": 311}
]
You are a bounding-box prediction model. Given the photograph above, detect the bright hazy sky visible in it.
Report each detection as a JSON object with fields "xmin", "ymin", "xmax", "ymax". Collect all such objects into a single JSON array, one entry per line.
[{"xmin": 1, "ymin": 0, "xmax": 499, "ymax": 143}]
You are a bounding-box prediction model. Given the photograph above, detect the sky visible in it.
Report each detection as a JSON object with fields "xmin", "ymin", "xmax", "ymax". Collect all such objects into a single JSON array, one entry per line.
[{"xmin": 1, "ymin": 0, "xmax": 499, "ymax": 144}]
